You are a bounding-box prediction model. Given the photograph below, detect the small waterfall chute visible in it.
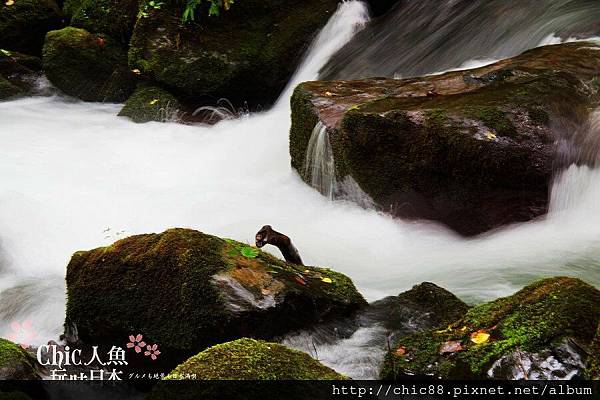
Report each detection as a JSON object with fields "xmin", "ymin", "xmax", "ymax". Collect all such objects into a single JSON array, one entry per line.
[{"xmin": 303, "ymin": 121, "xmax": 337, "ymax": 199}]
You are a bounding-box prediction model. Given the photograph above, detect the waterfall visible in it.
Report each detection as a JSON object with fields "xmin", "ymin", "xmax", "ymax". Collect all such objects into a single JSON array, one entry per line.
[
  {"xmin": 303, "ymin": 121, "xmax": 337, "ymax": 199},
  {"xmin": 322, "ymin": 0, "xmax": 600, "ymax": 80}
]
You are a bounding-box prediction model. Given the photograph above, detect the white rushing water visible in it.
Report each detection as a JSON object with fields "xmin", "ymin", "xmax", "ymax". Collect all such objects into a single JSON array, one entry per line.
[
  {"xmin": 1, "ymin": 1, "xmax": 600, "ymax": 378},
  {"xmin": 303, "ymin": 121, "xmax": 337, "ymax": 199}
]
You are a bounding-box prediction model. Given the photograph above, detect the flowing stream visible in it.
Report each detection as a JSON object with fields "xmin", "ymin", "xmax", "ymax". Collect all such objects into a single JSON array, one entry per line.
[{"xmin": 1, "ymin": 0, "xmax": 600, "ymax": 379}]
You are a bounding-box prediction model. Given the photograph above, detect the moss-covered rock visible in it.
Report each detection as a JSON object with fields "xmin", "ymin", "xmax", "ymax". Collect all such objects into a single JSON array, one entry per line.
[
  {"xmin": 62, "ymin": 0, "xmax": 82, "ymax": 16},
  {"xmin": 70, "ymin": 0, "xmax": 140, "ymax": 44},
  {"xmin": 0, "ymin": 49, "xmax": 42, "ymax": 97},
  {"xmin": 369, "ymin": 282, "xmax": 469, "ymax": 333},
  {"xmin": 0, "ymin": 50, "xmax": 42, "ymax": 74},
  {"xmin": 149, "ymin": 338, "xmax": 345, "ymax": 399},
  {"xmin": 380, "ymin": 277, "xmax": 600, "ymax": 380},
  {"xmin": 42, "ymin": 27, "xmax": 136, "ymax": 102},
  {"xmin": 165, "ymin": 338, "xmax": 346, "ymax": 380},
  {"xmin": 290, "ymin": 42, "xmax": 600, "ymax": 236},
  {"xmin": 65, "ymin": 228, "xmax": 366, "ymax": 370},
  {"xmin": 0, "ymin": 0, "xmax": 63, "ymax": 56},
  {"xmin": 0, "ymin": 75, "xmax": 23, "ymax": 100},
  {"xmin": 128, "ymin": 0, "xmax": 339, "ymax": 107},
  {"xmin": 587, "ymin": 324, "xmax": 600, "ymax": 380},
  {"xmin": 0, "ymin": 339, "xmax": 40, "ymax": 380},
  {"xmin": 118, "ymin": 84, "xmax": 181, "ymax": 123}
]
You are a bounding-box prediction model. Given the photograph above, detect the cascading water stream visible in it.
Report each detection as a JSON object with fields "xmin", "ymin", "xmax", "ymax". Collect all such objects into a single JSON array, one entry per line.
[
  {"xmin": 303, "ymin": 121, "xmax": 337, "ymax": 199},
  {"xmin": 1, "ymin": 0, "xmax": 600, "ymax": 380}
]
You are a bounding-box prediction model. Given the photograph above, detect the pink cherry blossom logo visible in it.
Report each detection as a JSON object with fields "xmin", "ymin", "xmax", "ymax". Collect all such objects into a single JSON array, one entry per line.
[
  {"xmin": 126, "ymin": 334, "xmax": 146, "ymax": 353},
  {"xmin": 144, "ymin": 344, "xmax": 161, "ymax": 361},
  {"xmin": 5, "ymin": 320, "xmax": 38, "ymax": 349}
]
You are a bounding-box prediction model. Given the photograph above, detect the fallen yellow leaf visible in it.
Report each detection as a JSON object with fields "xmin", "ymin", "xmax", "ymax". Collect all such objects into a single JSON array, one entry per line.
[
  {"xmin": 149, "ymin": 99, "xmax": 159, "ymax": 105},
  {"xmin": 485, "ymin": 131, "xmax": 497, "ymax": 140},
  {"xmin": 324, "ymin": 91, "xmax": 333, "ymax": 97},
  {"xmin": 321, "ymin": 277, "xmax": 333, "ymax": 284},
  {"xmin": 470, "ymin": 331, "xmax": 490, "ymax": 344}
]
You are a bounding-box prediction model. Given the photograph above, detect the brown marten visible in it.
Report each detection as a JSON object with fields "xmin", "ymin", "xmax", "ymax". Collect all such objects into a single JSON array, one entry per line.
[{"xmin": 255, "ymin": 225, "xmax": 304, "ymax": 265}]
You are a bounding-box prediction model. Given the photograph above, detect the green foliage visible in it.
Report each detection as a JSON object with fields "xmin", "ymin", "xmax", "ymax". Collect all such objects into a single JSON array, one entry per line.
[
  {"xmin": 224, "ymin": 238, "xmax": 259, "ymax": 259},
  {"xmin": 182, "ymin": 0, "xmax": 234, "ymax": 22},
  {"xmin": 138, "ymin": 0, "xmax": 165, "ymax": 19}
]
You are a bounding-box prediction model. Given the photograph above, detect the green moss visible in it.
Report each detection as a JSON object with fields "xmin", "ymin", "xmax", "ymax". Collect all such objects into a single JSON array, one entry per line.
[
  {"xmin": 0, "ymin": 339, "xmax": 39, "ymax": 380},
  {"xmin": 0, "ymin": 75, "xmax": 23, "ymax": 100},
  {"xmin": 0, "ymin": 50, "xmax": 41, "ymax": 72},
  {"xmin": 0, "ymin": 0, "xmax": 63, "ymax": 56},
  {"xmin": 63, "ymin": 0, "xmax": 84, "ymax": 17},
  {"xmin": 65, "ymin": 228, "xmax": 365, "ymax": 370},
  {"xmin": 425, "ymin": 109, "xmax": 449, "ymax": 126},
  {"xmin": 527, "ymin": 106, "xmax": 550, "ymax": 125},
  {"xmin": 0, "ymin": 339, "xmax": 27, "ymax": 367},
  {"xmin": 118, "ymin": 84, "xmax": 181, "ymax": 123},
  {"xmin": 289, "ymin": 86, "xmax": 320, "ymax": 175},
  {"xmin": 0, "ymin": 392, "xmax": 33, "ymax": 400},
  {"xmin": 42, "ymin": 27, "xmax": 135, "ymax": 102},
  {"xmin": 164, "ymin": 338, "xmax": 346, "ymax": 380},
  {"xmin": 71, "ymin": 0, "xmax": 140, "ymax": 44},
  {"xmin": 128, "ymin": 0, "xmax": 339, "ymax": 106},
  {"xmin": 381, "ymin": 277, "xmax": 600, "ymax": 379},
  {"xmin": 463, "ymin": 106, "xmax": 517, "ymax": 137},
  {"xmin": 586, "ymin": 324, "xmax": 600, "ymax": 379},
  {"xmin": 290, "ymin": 42, "xmax": 600, "ymax": 235}
]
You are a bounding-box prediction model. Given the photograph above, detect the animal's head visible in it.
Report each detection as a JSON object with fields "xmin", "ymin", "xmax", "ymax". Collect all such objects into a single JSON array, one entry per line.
[{"xmin": 255, "ymin": 225, "xmax": 273, "ymax": 248}]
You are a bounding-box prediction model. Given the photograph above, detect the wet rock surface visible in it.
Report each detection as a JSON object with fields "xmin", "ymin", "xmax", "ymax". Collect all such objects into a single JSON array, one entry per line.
[
  {"xmin": 0, "ymin": 338, "xmax": 40, "ymax": 380},
  {"xmin": 42, "ymin": 27, "xmax": 136, "ymax": 102},
  {"xmin": 0, "ymin": 0, "xmax": 63, "ymax": 56},
  {"xmin": 128, "ymin": 0, "xmax": 340, "ymax": 108},
  {"xmin": 380, "ymin": 277, "xmax": 600, "ymax": 380},
  {"xmin": 283, "ymin": 282, "xmax": 468, "ymax": 379},
  {"xmin": 291, "ymin": 42, "xmax": 600, "ymax": 235},
  {"xmin": 65, "ymin": 228, "xmax": 366, "ymax": 371},
  {"xmin": 118, "ymin": 83, "xmax": 181, "ymax": 123}
]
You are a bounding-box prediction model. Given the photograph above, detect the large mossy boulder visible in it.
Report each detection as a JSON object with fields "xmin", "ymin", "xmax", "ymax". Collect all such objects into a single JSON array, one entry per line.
[
  {"xmin": 149, "ymin": 338, "xmax": 345, "ymax": 399},
  {"xmin": 290, "ymin": 42, "xmax": 600, "ymax": 236},
  {"xmin": 65, "ymin": 228, "xmax": 366, "ymax": 370},
  {"xmin": 42, "ymin": 27, "xmax": 136, "ymax": 102},
  {"xmin": 0, "ymin": 339, "xmax": 40, "ymax": 380},
  {"xmin": 165, "ymin": 338, "xmax": 346, "ymax": 380},
  {"xmin": 118, "ymin": 83, "xmax": 181, "ymax": 123},
  {"xmin": 128, "ymin": 0, "xmax": 339, "ymax": 107},
  {"xmin": 0, "ymin": 0, "xmax": 63, "ymax": 56},
  {"xmin": 69, "ymin": 0, "xmax": 140, "ymax": 44},
  {"xmin": 380, "ymin": 277, "xmax": 600, "ymax": 380}
]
